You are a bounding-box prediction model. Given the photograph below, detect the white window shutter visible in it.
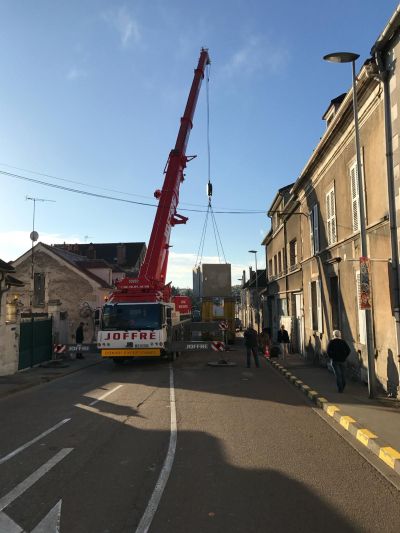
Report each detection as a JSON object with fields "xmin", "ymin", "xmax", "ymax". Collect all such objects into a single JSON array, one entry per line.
[
  {"xmin": 313, "ymin": 204, "xmax": 319, "ymax": 253},
  {"xmin": 356, "ymin": 271, "xmax": 366, "ymax": 344},
  {"xmin": 309, "ymin": 211, "xmax": 314, "ymax": 255},
  {"xmin": 350, "ymin": 164, "xmax": 360, "ymax": 232},
  {"xmin": 331, "ymin": 188, "xmax": 337, "ymax": 243},
  {"xmin": 326, "ymin": 187, "xmax": 337, "ymax": 245},
  {"xmin": 308, "ymin": 282, "xmax": 313, "ymax": 329}
]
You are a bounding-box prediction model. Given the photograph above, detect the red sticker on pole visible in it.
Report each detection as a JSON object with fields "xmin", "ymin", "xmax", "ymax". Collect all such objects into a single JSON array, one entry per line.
[{"xmin": 359, "ymin": 257, "xmax": 372, "ymax": 310}]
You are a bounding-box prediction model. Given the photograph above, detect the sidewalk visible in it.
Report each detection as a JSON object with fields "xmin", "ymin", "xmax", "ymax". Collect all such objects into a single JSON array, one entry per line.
[
  {"xmin": 268, "ymin": 352, "xmax": 400, "ymax": 476},
  {"xmin": 0, "ymin": 352, "xmax": 103, "ymax": 400}
]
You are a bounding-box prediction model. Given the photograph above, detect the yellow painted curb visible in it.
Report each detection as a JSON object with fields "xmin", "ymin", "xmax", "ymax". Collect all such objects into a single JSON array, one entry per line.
[
  {"xmin": 326, "ymin": 405, "xmax": 340, "ymax": 416},
  {"xmin": 308, "ymin": 390, "xmax": 318, "ymax": 398},
  {"xmin": 379, "ymin": 447, "xmax": 400, "ymax": 469},
  {"xmin": 356, "ymin": 428, "xmax": 378, "ymax": 447},
  {"xmin": 317, "ymin": 397, "xmax": 328, "ymax": 404},
  {"xmin": 340, "ymin": 415, "xmax": 356, "ymax": 430}
]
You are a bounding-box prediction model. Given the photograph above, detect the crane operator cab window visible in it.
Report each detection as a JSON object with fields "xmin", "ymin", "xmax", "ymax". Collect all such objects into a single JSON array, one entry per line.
[{"xmin": 102, "ymin": 303, "xmax": 162, "ymax": 330}]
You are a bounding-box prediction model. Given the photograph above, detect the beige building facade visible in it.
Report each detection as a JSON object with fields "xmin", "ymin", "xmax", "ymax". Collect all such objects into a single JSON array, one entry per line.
[{"xmin": 263, "ymin": 6, "xmax": 400, "ymax": 395}]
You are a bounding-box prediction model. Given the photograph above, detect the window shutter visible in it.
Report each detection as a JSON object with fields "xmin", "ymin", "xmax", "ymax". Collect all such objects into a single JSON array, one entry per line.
[
  {"xmin": 309, "ymin": 282, "xmax": 313, "ymax": 329},
  {"xmin": 350, "ymin": 163, "xmax": 360, "ymax": 232},
  {"xmin": 326, "ymin": 187, "xmax": 337, "ymax": 245},
  {"xmin": 309, "ymin": 211, "xmax": 314, "ymax": 255},
  {"xmin": 356, "ymin": 271, "xmax": 367, "ymax": 344},
  {"xmin": 313, "ymin": 204, "xmax": 319, "ymax": 253},
  {"xmin": 331, "ymin": 188, "xmax": 337, "ymax": 243},
  {"xmin": 326, "ymin": 192, "xmax": 332, "ymax": 245}
]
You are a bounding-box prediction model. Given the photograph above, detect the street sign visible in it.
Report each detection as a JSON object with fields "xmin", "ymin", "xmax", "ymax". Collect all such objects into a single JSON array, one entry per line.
[{"xmin": 218, "ymin": 321, "xmax": 228, "ymax": 330}]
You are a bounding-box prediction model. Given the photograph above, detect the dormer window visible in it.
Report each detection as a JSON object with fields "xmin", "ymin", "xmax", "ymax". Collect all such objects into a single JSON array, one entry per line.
[{"xmin": 322, "ymin": 93, "xmax": 346, "ymax": 129}]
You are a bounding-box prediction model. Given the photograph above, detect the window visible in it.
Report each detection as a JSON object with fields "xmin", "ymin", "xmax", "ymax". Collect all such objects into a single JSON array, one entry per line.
[
  {"xmin": 101, "ymin": 303, "xmax": 162, "ymax": 331},
  {"xmin": 273, "ymin": 255, "xmax": 277, "ymax": 276},
  {"xmin": 33, "ymin": 272, "xmax": 45, "ymax": 306},
  {"xmin": 309, "ymin": 280, "xmax": 322, "ymax": 332},
  {"xmin": 277, "ymin": 297, "xmax": 288, "ymax": 317},
  {"xmin": 268, "ymin": 259, "xmax": 273, "ymax": 278},
  {"xmin": 278, "ymin": 251, "xmax": 282, "ymax": 275},
  {"xmin": 326, "ymin": 186, "xmax": 337, "ymax": 245},
  {"xmin": 350, "ymin": 161, "xmax": 360, "ymax": 232},
  {"xmin": 356, "ymin": 271, "xmax": 367, "ymax": 344},
  {"xmin": 309, "ymin": 204, "xmax": 319, "ymax": 255},
  {"xmin": 289, "ymin": 239, "xmax": 297, "ymax": 270}
]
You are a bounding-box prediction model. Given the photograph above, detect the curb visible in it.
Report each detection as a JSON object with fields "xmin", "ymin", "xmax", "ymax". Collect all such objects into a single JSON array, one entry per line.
[{"xmin": 268, "ymin": 359, "xmax": 400, "ymax": 476}]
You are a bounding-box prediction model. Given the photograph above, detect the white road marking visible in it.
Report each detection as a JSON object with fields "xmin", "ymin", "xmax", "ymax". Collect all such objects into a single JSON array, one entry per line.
[
  {"xmin": 0, "ymin": 419, "xmax": 71, "ymax": 466},
  {"xmin": 89, "ymin": 384, "xmax": 123, "ymax": 406},
  {"xmin": 0, "ymin": 511, "xmax": 23, "ymax": 532},
  {"xmin": 135, "ymin": 365, "xmax": 177, "ymax": 533},
  {"xmin": 32, "ymin": 499, "xmax": 62, "ymax": 533},
  {"xmin": 0, "ymin": 449, "xmax": 73, "ymax": 512}
]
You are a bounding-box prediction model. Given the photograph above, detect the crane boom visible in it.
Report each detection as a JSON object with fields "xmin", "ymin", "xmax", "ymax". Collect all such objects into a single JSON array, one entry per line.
[{"xmin": 110, "ymin": 48, "xmax": 210, "ymax": 303}]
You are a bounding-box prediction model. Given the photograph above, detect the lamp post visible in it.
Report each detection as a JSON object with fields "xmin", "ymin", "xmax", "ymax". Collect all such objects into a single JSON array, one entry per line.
[
  {"xmin": 323, "ymin": 52, "xmax": 377, "ymax": 398},
  {"xmin": 248, "ymin": 250, "xmax": 260, "ymax": 333}
]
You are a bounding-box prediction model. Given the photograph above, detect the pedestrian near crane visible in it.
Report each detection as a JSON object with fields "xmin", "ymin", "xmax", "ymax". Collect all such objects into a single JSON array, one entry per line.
[
  {"xmin": 277, "ymin": 324, "xmax": 290, "ymax": 360},
  {"xmin": 75, "ymin": 322, "xmax": 85, "ymax": 360},
  {"xmin": 327, "ymin": 330, "xmax": 351, "ymax": 392},
  {"xmin": 244, "ymin": 324, "xmax": 260, "ymax": 368}
]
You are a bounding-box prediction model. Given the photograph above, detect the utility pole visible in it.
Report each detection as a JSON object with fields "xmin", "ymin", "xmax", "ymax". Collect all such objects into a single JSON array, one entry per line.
[{"xmin": 26, "ymin": 196, "xmax": 55, "ymax": 367}]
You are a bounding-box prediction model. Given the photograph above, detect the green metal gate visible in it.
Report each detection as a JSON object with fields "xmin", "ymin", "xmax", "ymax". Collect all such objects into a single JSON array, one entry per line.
[{"xmin": 19, "ymin": 317, "xmax": 53, "ymax": 370}]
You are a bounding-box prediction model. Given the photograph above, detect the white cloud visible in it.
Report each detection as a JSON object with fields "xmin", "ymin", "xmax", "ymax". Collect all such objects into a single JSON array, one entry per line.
[
  {"xmin": 167, "ymin": 251, "xmax": 249, "ymax": 288},
  {"xmin": 102, "ymin": 5, "xmax": 141, "ymax": 47},
  {"xmin": 0, "ymin": 231, "xmax": 83, "ymax": 262},
  {"xmin": 66, "ymin": 66, "xmax": 87, "ymax": 81},
  {"xmin": 222, "ymin": 35, "xmax": 289, "ymax": 78}
]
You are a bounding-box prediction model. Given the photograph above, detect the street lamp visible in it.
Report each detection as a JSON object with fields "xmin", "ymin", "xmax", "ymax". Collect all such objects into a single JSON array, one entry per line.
[
  {"xmin": 323, "ymin": 51, "xmax": 377, "ymax": 398},
  {"xmin": 248, "ymin": 250, "xmax": 260, "ymax": 333}
]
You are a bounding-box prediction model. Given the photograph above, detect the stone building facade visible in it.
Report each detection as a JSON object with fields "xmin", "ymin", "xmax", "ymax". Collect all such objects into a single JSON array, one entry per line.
[{"xmin": 263, "ymin": 7, "xmax": 400, "ymax": 395}]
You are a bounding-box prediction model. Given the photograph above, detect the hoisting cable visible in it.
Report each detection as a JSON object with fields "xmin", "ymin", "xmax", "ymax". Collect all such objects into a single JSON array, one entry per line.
[
  {"xmin": 210, "ymin": 206, "xmax": 227, "ymax": 263},
  {"xmin": 195, "ymin": 206, "xmax": 210, "ymax": 267},
  {"xmin": 195, "ymin": 61, "xmax": 228, "ymax": 267}
]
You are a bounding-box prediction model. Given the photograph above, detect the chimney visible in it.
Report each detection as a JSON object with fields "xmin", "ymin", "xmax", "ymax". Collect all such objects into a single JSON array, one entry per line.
[{"xmin": 117, "ymin": 243, "xmax": 126, "ymax": 265}]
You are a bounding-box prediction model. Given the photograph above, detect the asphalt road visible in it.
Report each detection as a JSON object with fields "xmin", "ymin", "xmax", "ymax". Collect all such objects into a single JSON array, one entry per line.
[{"xmin": 0, "ymin": 350, "xmax": 399, "ymax": 533}]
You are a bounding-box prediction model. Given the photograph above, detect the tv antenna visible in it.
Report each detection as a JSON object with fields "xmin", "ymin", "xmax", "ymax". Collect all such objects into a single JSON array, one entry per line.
[{"xmin": 26, "ymin": 196, "xmax": 56, "ymax": 279}]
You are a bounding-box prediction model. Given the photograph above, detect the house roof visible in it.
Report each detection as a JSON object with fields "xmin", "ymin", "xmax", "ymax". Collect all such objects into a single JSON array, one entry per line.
[
  {"xmin": 53, "ymin": 242, "xmax": 146, "ymax": 268},
  {"xmin": 371, "ymin": 4, "xmax": 400, "ymax": 54},
  {"xmin": 267, "ymin": 183, "xmax": 295, "ymax": 214},
  {"xmin": 39, "ymin": 244, "xmax": 113, "ymax": 289},
  {"xmin": 322, "ymin": 93, "xmax": 346, "ymax": 120},
  {"xmin": 0, "ymin": 258, "xmax": 15, "ymax": 273},
  {"xmin": 243, "ymin": 269, "xmax": 267, "ymax": 289},
  {"xmin": 5, "ymin": 274, "xmax": 24, "ymax": 287}
]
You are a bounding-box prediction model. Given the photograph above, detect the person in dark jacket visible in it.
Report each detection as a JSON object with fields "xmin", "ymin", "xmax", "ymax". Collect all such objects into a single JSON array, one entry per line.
[
  {"xmin": 327, "ymin": 330, "xmax": 351, "ymax": 392},
  {"xmin": 277, "ymin": 324, "xmax": 290, "ymax": 360},
  {"xmin": 75, "ymin": 322, "xmax": 85, "ymax": 359},
  {"xmin": 243, "ymin": 324, "xmax": 260, "ymax": 368}
]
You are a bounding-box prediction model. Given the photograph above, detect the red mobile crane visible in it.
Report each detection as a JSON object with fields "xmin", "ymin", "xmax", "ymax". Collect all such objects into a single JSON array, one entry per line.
[{"xmin": 98, "ymin": 49, "xmax": 210, "ymax": 362}]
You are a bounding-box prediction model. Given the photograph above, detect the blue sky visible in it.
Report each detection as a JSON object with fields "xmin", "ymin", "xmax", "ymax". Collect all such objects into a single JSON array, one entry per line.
[{"xmin": 1, "ymin": 0, "xmax": 398, "ymax": 287}]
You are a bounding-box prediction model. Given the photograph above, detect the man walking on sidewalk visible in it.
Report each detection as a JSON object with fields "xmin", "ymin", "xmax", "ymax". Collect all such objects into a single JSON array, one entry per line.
[
  {"xmin": 327, "ymin": 330, "xmax": 351, "ymax": 392},
  {"xmin": 244, "ymin": 324, "xmax": 260, "ymax": 368},
  {"xmin": 277, "ymin": 324, "xmax": 290, "ymax": 360}
]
